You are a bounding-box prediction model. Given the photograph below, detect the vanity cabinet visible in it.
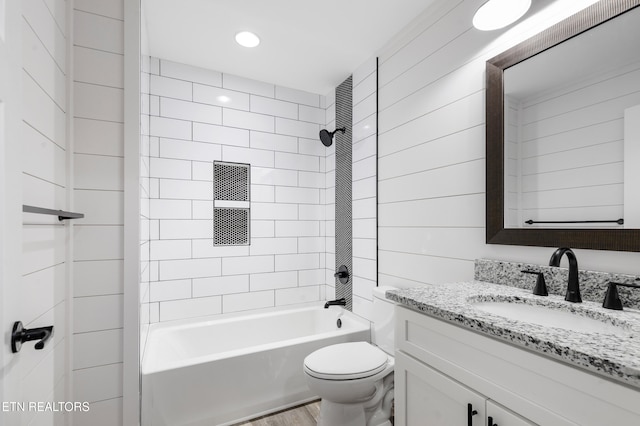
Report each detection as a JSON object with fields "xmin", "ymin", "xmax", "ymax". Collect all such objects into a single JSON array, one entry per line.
[
  {"xmin": 487, "ymin": 401, "xmax": 534, "ymax": 426},
  {"xmin": 396, "ymin": 351, "xmax": 535, "ymax": 425},
  {"xmin": 394, "ymin": 306, "xmax": 640, "ymax": 426}
]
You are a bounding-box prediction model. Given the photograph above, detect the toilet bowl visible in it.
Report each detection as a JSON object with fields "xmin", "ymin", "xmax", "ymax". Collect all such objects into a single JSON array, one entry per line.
[{"xmin": 303, "ymin": 287, "xmax": 396, "ymax": 426}]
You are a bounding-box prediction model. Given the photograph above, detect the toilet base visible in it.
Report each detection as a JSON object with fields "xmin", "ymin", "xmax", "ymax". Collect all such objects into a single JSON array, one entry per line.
[
  {"xmin": 318, "ymin": 400, "xmax": 366, "ymax": 426},
  {"xmin": 316, "ymin": 375, "xmax": 394, "ymax": 426}
]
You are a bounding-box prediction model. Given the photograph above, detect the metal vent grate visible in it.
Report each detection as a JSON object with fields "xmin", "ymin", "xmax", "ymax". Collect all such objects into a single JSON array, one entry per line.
[
  {"xmin": 214, "ymin": 162, "xmax": 249, "ymax": 201},
  {"xmin": 214, "ymin": 208, "xmax": 249, "ymax": 246}
]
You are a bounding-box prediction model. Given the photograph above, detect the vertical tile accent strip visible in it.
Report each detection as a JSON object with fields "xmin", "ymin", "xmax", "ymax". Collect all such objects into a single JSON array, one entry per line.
[{"xmin": 335, "ymin": 76, "xmax": 353, "ymax": 311}]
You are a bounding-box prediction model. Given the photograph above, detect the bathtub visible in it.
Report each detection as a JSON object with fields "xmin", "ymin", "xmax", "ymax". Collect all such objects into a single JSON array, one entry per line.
[{"xmin": 141, "ymin": 304, "xmax": 370, "ymax": 426}]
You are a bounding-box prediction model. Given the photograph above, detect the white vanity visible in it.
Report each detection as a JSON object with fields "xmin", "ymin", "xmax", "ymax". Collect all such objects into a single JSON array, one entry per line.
[{"xmin": 387, "ymin": 282, "xmax": 640, "ymax": 426}]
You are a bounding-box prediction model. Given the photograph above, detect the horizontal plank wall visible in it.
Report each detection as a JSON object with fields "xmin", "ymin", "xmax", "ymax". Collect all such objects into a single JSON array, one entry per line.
[
  {"xmin": 72, "ymin": 0, "xmax": 125, "ymax": 424},
  {"xmin": 351, "ymin": 57, "xmax": 378, "ymax": 320},
  {"xmin": 147, "ymin": 58, "xmax": 329, "ymax": 322},
  {"xmin": 376, "ymin": 0, "xmax": 640, "ymax": 289},
  {"xmin": 21, "ymin": 0, "xmax": 68, "ymax": 423}
]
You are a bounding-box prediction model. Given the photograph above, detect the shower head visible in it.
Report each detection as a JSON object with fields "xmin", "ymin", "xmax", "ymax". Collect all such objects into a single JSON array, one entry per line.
[{"xmin": 319, "ymin": 127, "xmax": 346, "ymax": 147}]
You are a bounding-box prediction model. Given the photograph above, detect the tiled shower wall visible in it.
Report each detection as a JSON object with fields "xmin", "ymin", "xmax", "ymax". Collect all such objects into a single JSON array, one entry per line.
[
  {"xmin": 324, "ymin": 89, "xmax": 336, "ymax": 303},
  {"xmin": 334, "ymin": 76, "xmax": 353, "ymax": 311},
  {"xmin": 72, "ymin": 0, "xmax": 125, "ymax": 423},
  {"xmin": 146, "ymin": 58, "xmax": 329, "ymax": 322},
  {"xmin": 140, "ymin": 51, "xmax": 151, "ymax": 359},
  {"xmin": 324, "ymin": 58, "xmax": 378, "ymax": 320}
]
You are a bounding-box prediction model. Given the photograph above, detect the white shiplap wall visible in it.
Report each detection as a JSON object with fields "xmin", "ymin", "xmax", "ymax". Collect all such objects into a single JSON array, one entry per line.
[
  {"xmin": 147, "ymin": 58, "xmax": 328, "ymax": 322},
  {"xmin": 376, "ymin": 0, "xmax": 640, "ymax": 288},
  {"xmin": 351, "ymin": 57, "xmax": 377, "ymax": 320},
  {"xmin": 21, "ymin": 0, "xmax": 68, "ymax": 424},
  {"xmin": 72, "ymin": 0, "xmax": 125, "ymax": 424}
]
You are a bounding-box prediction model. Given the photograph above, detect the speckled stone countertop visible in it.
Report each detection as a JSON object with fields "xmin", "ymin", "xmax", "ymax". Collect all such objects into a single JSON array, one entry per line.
[{"xmin": 386, "ymin": 282, "xmax": 640, "ymax": 389}]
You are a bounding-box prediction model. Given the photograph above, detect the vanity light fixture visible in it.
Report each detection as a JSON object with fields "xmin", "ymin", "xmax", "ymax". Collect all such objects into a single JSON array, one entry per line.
[
  {"xmin": 473, "ymin": 0, "xmax": 531, "ymax": 31},
  {"xmin": 235, "ymin": 31, "xmax": 260, "ymax": 48}
]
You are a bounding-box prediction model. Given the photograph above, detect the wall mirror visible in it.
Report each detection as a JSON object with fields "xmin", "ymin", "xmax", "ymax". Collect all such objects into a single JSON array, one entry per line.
[{"xmin": 486, "ymin": 0, "xmax": 640, "ymax": 251}]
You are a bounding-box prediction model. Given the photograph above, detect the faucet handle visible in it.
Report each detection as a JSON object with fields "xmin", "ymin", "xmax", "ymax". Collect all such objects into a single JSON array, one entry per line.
[
  {"xmin": 603, "ymin": 281, "xmax": 640, "ymax": 310},
  {"xmin": 521, "ymin": 270, "xmax": 548, "ymax": 296},
  {"xmin": 603, "ymin": 282, "xmax": 623, "ymax": 310},
  {"xmin": 333, "ymin": 265, "xmax": 350, "ymax": 284}
]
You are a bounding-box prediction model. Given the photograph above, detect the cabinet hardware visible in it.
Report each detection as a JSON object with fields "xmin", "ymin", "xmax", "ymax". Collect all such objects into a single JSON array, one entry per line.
[{"xmin": 467, "ymin": 403, "xmax": 478, "ymax": 426}]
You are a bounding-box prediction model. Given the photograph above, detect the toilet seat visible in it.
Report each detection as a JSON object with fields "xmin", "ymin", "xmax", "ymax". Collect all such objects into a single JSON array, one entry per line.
[{"xmin": 304, "ymin": 342, "xmax": 389, "ymax": 380}]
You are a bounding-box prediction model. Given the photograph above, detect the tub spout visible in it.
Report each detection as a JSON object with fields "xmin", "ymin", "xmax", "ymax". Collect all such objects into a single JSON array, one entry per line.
[{"xmin": 324, "ymin": 298, "xmax": 346, "ymax": 309}]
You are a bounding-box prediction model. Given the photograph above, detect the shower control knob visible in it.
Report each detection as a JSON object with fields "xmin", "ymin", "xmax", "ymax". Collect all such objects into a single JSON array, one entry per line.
[{"xmin": 334, "ymin": 265, "xmax": 350, "ymax": 284}]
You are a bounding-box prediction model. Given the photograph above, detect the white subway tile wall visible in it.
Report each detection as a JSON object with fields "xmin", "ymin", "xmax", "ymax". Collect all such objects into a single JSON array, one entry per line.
[
  {"xmin": 141, "ymin": 50, "xmax": 154, "ymax": 370},
  {"xmin": 324, "ymin": 88, "xmax": 336, "ymax": 302},
  {"xmin": 72, "ymin": 0, "xmax": 125, "ymax": 423},
  {"xmin": 351, "ymin": 57, "xmax": 378, "ymax": 320},
  {"xmin": 148, "ymin": 59, "xmax": 330, "ymax": 321}
]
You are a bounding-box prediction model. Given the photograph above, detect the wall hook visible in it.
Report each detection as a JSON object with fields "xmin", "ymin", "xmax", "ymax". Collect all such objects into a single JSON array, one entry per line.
[{"xmin": 11, "ymin": 321, "xmax": 54, "ymax": 353}]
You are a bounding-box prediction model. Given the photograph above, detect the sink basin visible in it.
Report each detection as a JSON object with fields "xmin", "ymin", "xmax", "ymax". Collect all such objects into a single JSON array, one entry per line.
[{"xmin": 471, "ymin": 300, "xmax": 629, "ymax": 336}]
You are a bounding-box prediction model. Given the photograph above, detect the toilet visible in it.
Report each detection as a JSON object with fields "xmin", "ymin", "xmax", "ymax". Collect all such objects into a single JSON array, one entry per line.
[{"xmin": 304, "ymin": 286, "xmax": 396, "ymax": 426}]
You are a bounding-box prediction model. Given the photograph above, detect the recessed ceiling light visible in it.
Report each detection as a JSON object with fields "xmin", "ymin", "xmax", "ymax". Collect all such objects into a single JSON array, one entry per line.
[
  {"xmin": 473, "ymin": 0, "xmax": 531, "ymax": 31},
  {"xmin": 235, "ymin": 31, "xmax": 260, "ymax": 48}
]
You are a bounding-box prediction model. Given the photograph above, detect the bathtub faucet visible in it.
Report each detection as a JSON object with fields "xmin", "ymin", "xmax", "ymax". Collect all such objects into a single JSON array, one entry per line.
[{"xmin": 324, "ymin": 298, "xmax": 346, "ymax": 309}]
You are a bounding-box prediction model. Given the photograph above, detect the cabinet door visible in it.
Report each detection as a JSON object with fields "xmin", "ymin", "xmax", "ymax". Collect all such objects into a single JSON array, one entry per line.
[
  {"xmin": 395, "ymin": 352, "xmax": 486, "ymax": 426},
  {"xmin": 487, "ymin": 400, "xmax": 537, "ymax": 426}
]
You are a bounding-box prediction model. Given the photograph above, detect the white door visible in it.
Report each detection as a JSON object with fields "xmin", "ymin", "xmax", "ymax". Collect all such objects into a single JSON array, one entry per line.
[{"xmin": 1, "ymin": 0, "xmax": 24, "ymax": 424}]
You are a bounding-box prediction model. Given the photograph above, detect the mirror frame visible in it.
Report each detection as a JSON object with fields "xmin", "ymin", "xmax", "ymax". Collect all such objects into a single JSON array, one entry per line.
[{"xmin": 486, "ymin": 0, "xmax": 640, "ymax": 252}]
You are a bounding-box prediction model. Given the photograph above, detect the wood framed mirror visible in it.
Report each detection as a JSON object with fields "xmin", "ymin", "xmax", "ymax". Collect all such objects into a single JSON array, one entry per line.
[{"xmin": 486, "ymin": 0, "xmax": 640, "ymax": 251}]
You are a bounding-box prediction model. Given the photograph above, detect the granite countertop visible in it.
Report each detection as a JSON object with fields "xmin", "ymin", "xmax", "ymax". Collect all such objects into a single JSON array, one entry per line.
[{"xmin": 387, "ymin": 282, "xmax": 640, "ymax": 389}]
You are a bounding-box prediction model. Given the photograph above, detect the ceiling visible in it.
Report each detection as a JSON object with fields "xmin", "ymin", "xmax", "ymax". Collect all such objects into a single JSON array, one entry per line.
[{"xmin": 142, "ymin": 0, "xmax": 439, "ymax": 95}]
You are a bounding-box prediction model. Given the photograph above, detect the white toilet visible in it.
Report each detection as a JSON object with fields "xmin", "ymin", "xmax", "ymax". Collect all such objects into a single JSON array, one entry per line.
[{"xmin": 303, "ymin": 286, "xmax": 396, "ymax": 426}]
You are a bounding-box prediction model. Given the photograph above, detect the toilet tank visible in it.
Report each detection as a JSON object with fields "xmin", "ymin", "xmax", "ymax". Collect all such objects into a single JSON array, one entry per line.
[{"xmin": 371, "ymin": 286, "xmax": 397, "ymax": 355}]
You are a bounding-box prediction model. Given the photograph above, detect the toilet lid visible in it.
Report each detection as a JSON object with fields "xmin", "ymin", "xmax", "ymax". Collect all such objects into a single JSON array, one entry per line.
[{"xmin": 304, "ymin": 342, "xmax": 389, "ymax": 380}]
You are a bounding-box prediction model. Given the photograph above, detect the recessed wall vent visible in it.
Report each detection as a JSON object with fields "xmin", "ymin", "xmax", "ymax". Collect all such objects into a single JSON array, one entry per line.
[{"xmin": 213, "ymin": 161, "xmax": 250, "ymax": 246}]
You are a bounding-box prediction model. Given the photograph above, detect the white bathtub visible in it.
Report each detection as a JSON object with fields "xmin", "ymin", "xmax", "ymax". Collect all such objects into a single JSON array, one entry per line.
[{"xmin": 141, "ymin": 305, "xmax": 370, "ymax": 426}]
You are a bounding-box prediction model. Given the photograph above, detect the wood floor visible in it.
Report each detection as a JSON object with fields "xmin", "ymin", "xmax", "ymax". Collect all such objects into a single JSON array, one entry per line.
[
  {"xmin": 233, "ymin": 400, "xmax": 320, "ymax": 426},
  {"xmin": 233, "ymin": 399, "xmax": 394, "ymax": 425}
]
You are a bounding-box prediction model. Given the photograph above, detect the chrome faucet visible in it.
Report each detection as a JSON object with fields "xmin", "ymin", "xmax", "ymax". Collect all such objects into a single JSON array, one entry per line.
[
  {"xmin": 324, "ymin": 298, "xmax": 346, "ymax": 309},
  {"xmin": 549, "ymin": 247, "xmax": 582, "ymax": 303}
]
